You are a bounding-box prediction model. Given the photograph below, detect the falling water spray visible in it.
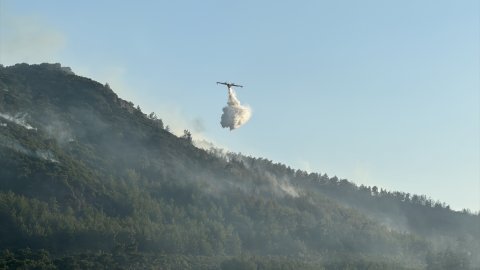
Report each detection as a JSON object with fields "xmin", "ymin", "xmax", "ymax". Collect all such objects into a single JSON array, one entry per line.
[{"xmin": 220, "ymin": 87, "xmax": 252, "ymax": 130}]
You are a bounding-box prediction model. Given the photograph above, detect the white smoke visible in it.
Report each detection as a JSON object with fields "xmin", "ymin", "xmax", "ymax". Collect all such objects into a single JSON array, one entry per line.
[
  {"xmin": 0, "ymin": 134, "xmax": 59, "ymax": 163},
  {"xmin": 220, "ymin": 87, "xmax": 252, "ymax": 130},
  {"xmin": 0, "ymin": 112, "xmax": 36, "ymax": 130},
  {"xmin": 44, "ymin": 119, "xmax": 75, "ymax": 144},
  {"xmin": 279, "ymin": 181, "xmax": 300, "ymax": 197}
]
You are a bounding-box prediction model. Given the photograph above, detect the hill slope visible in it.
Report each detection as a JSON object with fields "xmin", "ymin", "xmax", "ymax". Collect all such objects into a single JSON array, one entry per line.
[{"xmin": 0, "ymin": 63, "xmax": 478, "ymax": 269}]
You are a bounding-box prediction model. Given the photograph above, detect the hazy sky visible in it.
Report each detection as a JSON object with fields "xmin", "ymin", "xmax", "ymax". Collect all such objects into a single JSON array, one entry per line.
[{"xmin": 1, "ymin": 1, "xmax": 478, "ymax": 211}]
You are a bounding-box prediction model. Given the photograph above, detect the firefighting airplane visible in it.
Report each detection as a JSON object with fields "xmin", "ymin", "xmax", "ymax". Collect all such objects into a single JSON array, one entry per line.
[{"xmin": 216, "ymin": 82, "xmax": 243, "ymax": 89}]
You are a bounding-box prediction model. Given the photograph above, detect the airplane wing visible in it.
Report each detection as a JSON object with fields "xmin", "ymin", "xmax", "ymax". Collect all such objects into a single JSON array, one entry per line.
[{"xmin": 216, "ymin": 82, "xmax": 243, "ymax": 87}]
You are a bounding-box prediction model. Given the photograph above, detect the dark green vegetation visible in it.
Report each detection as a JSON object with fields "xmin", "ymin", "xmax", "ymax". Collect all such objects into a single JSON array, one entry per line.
[{"xmin": 0, "ymin": 63, "xmax": 478, "ymax": 269}]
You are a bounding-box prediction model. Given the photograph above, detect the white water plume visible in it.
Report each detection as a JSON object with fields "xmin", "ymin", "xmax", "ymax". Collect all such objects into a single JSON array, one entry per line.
[{"xmin": 220, "ymin": 87, "xmax": 252, "ymax": 130}]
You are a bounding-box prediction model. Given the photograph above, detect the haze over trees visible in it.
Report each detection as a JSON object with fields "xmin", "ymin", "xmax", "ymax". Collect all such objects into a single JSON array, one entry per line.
[{"xmin": 0, "ymin": 63, "xmax": 478, "ymax": 269}]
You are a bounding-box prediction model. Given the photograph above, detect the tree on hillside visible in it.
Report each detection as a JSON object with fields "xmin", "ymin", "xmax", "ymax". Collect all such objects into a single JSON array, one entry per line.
[{"xmin": 182, "ymin": 129, "xmax": 192, "ymax": 143}]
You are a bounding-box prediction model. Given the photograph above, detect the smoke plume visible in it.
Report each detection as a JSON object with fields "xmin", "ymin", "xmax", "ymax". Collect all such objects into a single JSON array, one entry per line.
[
  {"xmin": 0, "ymin": 134, "xmax": 58, "ymax": 163},
  {"xmin": 220, "ymin": 87, "xmax": 252, "ymax": 130},
  {"xmin": 0, "ymin": 112, "xmax": 36, "ymax": 130}
]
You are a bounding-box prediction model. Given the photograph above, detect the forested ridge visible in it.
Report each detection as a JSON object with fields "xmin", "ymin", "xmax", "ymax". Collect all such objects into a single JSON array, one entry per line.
[{"xmin": 0, "ymin": 63, "xmax": 478, "ymax": 269}]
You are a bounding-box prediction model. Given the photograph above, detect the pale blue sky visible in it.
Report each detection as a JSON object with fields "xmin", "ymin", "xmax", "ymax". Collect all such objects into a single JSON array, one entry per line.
[{"xmin": 1, "ymin": 0, "xmax": 478, "ymax": 211}]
